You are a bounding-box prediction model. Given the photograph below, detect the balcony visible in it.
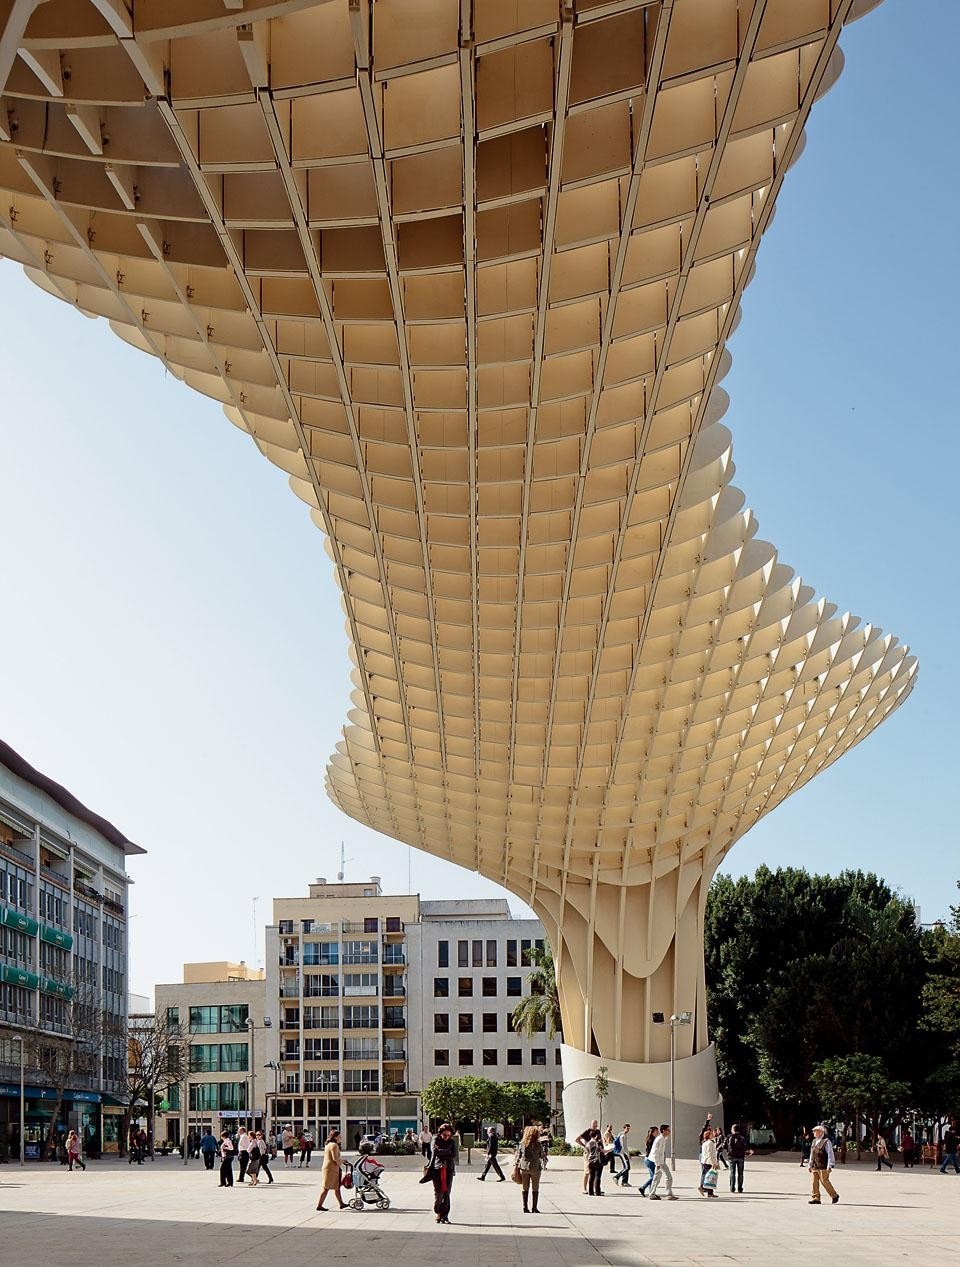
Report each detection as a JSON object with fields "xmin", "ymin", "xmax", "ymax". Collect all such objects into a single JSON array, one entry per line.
[
  {"xmin": 382, "ymin": 950, "xmax": 405, "ymax": 966},
  {"xmin": 343, "ymin": 984, "xmax": 378, "ymax": 998},
  {"xmin": 40, "ymin": 864, "xmax": 69, "ymax": 889},
  {"xmin": 0, "ymin": 839, "xmax": 34, "ymax": 867},
  {"xmin": 342, "ymin": 921, "xmax": 378, "ymax": 933},
  {"xmin": 382, "ymin": 982, "xmax": 405, "ymax": 998},
  {"xmin": 280, "ymin": 981, "xmax": 300, "ymax": 999},
  {"xmin": 384, "ymin": 1081, "xmax": 407, "ymax": 1094},
  {"xmin": 383, "ymin": 1047, "xmax": 406, "ymax": 1062}
]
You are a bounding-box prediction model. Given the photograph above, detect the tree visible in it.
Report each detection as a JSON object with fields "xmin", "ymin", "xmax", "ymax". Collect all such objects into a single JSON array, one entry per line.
[
  {"xmin": 511, "ymin": 945, "xmax": 562, "ymax": 1040},
  {"xmin": 595, "ymin": 1065, "xmax": 609, "ymax": 1123},
  {"xmin": 27, "ymin": 976, "xmax": 105, "ymax": 1160},
  {"xmin": 810, "ymin": 1054, "xmax": 910, "ymax": 1162},
  {"xmin": 420, "ymin": 1076, "xmax": 496, "ymax": 1130},
  {"xmin": 123, "ymin": 1011, "xmax": 191, "ymax": 1155},
  {"xmin": 495, "ymin": 1082, "xmax": 551, "ymax": 1134},
  {"xmin": 705, "ymin": 867, "xmax": 927, "ymax": 1141}
]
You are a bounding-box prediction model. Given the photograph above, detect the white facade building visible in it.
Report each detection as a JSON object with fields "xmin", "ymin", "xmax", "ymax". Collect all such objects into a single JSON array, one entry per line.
[{"xmin": 407, "ymin": 900, "xmax": 562, "ymax": 1125}]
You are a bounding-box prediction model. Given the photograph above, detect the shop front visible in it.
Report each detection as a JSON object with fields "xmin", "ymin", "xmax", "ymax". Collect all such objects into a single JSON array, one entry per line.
[{"xmin": 1, "ymin": 1082, "xmax": 103, "ymax": 1159}]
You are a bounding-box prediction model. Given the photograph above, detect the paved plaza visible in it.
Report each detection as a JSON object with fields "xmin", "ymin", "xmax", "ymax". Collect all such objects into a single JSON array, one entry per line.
[{"xmin": 0, "ymin": 1151, "xmax": 956, "ymax": 1266}]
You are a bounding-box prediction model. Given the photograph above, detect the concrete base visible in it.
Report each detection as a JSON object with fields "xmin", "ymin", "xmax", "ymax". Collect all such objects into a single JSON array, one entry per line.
[{"xmin": 560, "ymin": 1043, "xmax": 722, "ymax": 1145}]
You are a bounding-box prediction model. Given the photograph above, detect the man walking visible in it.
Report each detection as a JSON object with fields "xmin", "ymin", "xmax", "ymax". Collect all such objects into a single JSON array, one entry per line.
[
  {"xmin": 477, "ymin": 1125, "xmax": 506, "ymax": 1181},
  {"xmin": 200, "ymin": 1129, "xmax": 218, "ymax": 1171},
  {"xmin": 808, "ymin": 1125, "xmax": 839, "ymax": 1204},
  {"xmin": 419, "ymin": 1124, "xmax": 432, "ymax": 1159},
  {"xmin": 939, "ymin": 1124, "xmax": 959, "ymax": 1174},
  {"xmin": 648, "ymin": 1125, "xmax": 678, "ymax": 1200},
  {"xmin": 727, "ymin": 1124, "xmax": 753, "ymax": 1193},
  {"xmin": 613, "ymin": 1124, "xmax": 631, "ymax": 1186}
]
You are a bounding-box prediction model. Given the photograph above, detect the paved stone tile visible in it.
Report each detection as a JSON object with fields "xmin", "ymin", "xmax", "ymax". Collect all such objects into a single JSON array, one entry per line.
[{"xmin": 0, "ymin": 1153, "xmax": 957, "ymax": 1265}]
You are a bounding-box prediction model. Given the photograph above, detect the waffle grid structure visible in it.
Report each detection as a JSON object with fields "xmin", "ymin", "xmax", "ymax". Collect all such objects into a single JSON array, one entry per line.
[{"xmin": 0, "ymin": 0, "xmax": 914, "ymax": 1067}]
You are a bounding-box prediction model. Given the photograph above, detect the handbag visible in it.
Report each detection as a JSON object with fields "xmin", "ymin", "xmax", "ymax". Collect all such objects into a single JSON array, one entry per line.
[
  {"xmin": 419, "ymin": 1162, "xmax": 433, "ymax": 1184},
  {"xmin": 342, "ymin": 1168, "xmax": 353, "ymax": 1190},
  {"xmin": 511, "ymin": 1162, "xmax": 523, "ymax": 1184},
  {"xmin": 702, "ymin": 1167, "xmax": 719, "ymax": 1189}
]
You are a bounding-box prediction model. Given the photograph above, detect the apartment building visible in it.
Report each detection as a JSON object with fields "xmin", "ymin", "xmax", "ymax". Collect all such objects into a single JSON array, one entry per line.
[
  {"xmin": 264, "ymin": 879, "xmax": 418, "ymax": 1145},
  {"xmin": 0, "ymin": 739, "xmax": 142, "ymax": 1158},
  {"xmin": 263, "ymin": 880, "xmax": 561, "ymax": 1142},
  {"xmin": 154, "ymin": 962, "xmax": 267, "ymax": 1147},
  {"xmin": 407, "ymin": 900, "xmax": 563, "ymax": 1125}
]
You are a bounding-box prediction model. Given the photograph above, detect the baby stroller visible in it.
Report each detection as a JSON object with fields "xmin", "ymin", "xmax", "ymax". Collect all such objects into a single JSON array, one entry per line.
[{"xmin": 347, "ymin": 1154, "xmax": 391, "ymax": 1211}]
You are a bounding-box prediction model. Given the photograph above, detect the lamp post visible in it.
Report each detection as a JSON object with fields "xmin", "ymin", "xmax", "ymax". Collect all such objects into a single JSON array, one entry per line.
[
  {"xmin": 245, "ymin": 1017, "xmax": 272, "ymax": 1133},
  {"xmin": 264, "ymin": 1060, "xmax": 280, "ymax": 1142},
  {"xmin": 652, "ymin": 1010, "xmax": 692, "ymax": 1171},
  {"xmin": 12, "ymin": 1034, "xmax": 24, "ymax": 1166}
]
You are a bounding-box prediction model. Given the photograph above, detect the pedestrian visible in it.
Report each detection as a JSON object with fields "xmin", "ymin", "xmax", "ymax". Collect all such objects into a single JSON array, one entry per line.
[
  {"xmin": 419, "ymin": 1124, "xmax": 432, "ymax": 1159},
  {"xmin": 137, "ymin": 1127, "xmax": 149, "ymax": 1161},
  {"xmin": 714, "ymin": 1126, "xmax": 729, "ymax": 1170},
  {"xmin": 538, "ymin": 1123, "xmax": 551, "ymax": 1169},
  {"xmin": 638, "ymin": 1126, "xmax": 658, "ymax": 1196},
  {"xmin": 314, "ymin": 1128, "xmax": 346, "ymax": 1210},
  {"xmin": 200, "ymin": 1129, "xmax": 218, "ymax": 1171},
  {"xmin": 900, "ymin": 1128, "xmax": 916, "ymax": 1168},
  {"xmin": 477, "ymin": 1124, "xmax": 505, "ymax": 1181},
  {"xmin": 299, "ymin": 1126, "xmax": 315, "ymax": 1167},
  {"xmin": 515, "ymin": 1123, "xmax": 543, "ymax": 1213},
  {"xmin": 726, "ymin": 1123, "xmax": 753, "ymax": 1193},
  {"xmin": 807, "ymin": 1125, "xmax": 839, "ymax": 1205},
  {"xmin": 698, "ymin": 1127, "xmax": 719, "ymax": 1198},
  {"xmin": 65, "ymin": 1130, "xmax": 86, "ymax": 1172},
  {"xmin": 281, "ymin": 1124, "xmax": 296, "ymax": 1165},
  {"xmin": 237, "ymin": 1127, "xmax": 251, "ymax": 1183},
  {"xmin": 648, "ymin": 1124, "xmax": 677, "ymax": 1200},
  {"xmin": 575, "ymin": 1119, "xmax": 602, "ymax": 1194},
  {"xmin": 612, "ymin": 1123, "xmax": 631, "ymax": 1185},
  {"xmin": 429, "ymin": 1122, "xmax": 458, "ymax": 1224},
  {"xmin": 799, "ymin": 1127, "xmax": 812, "ymax": 1165},
  {"xmin": 218, "ymin": 1131, "xmax": 235, "ymax": 1188},
  {"xmin": 875, "ymin": 1132, "xmax": 893, "ymax": 1171},
  {"xmin": 255, "ymin": 1131, "xmax": 275, "ymax": 1184},
  {"xmin": 939, "ymin": 1124, "xmax": 959, "ymax": 1174},
  {"xmin": 585, "ymin": 1133, "xmax": 606, "ymax": 1196},
  {"xmin": 602, "ymin": 1123, "xmax": 616, "ymax": 1175}
]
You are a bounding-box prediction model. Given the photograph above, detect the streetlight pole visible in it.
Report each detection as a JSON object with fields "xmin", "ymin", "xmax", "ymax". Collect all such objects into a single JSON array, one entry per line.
[
  {"xmin": 12, "ymin": 1035, "xmax": 24, "ymax": 1166},
  {"xmin": 651, "ymin": 1010, "xmax": 691, "ymax": 1172},
  {"xmin": 245, "ymin": 1017, "xmax": 272, "ymax": 1134}
]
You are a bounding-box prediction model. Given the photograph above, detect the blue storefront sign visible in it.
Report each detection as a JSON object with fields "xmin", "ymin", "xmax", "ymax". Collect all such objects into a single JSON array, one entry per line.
[{"xmin": 0, "ymin": 1083, "xmax": 101, "ymax": 1103}]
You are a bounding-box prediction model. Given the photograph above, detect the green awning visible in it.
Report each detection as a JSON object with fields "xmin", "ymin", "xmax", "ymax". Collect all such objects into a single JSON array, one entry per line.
[
  {"xmin": 40, "ymin": 977, "xmax": 74, "ymax": 1000},
  {"xmin": 40, "ymin": 924, "xmax": 73, "ymax": 950},
  {"xmin": 1, "ymin": 905, "xmax": 39, "ymax": 937},
  {"xmin": 1, "ymin": 964, "xmax": 39, "ymax": 990}
]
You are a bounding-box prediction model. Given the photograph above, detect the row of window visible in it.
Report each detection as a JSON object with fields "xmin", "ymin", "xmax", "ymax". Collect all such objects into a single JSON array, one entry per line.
[
  {"xmin": 434, "ymin": 1011, "xmax": 545, "ymax": 1035},
  {"xmin": 166, "ymin": 1005, "xmax": 250, "ymax": 1034},
  {"xmin": 435, "ymin": 1048, "xmax": 554, "ymax": 1067},
  {"xmin": 434, "ymin": 976, "xmax": 524, "ymax": 999},
  {"xmin": 280, "ymin": 917, "xmax": 404, "ymax": 935},
  {"xmin": 189, "ymin": 1043, "xmax": 249, "ymax": 1073},
  {"xmin": 0, "ymin": 865, "xmax": 32, "ymax": 910},
  {"xmin": 436, "ymin": 938, "xmax": 545, "ymax": 969},
  {"xmin": 39, "ymin": 887, "xmax": 66, "ymax": 925}
]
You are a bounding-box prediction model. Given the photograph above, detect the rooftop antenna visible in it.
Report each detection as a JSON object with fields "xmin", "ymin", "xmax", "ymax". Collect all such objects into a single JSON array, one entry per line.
[
  {"xmin": 337, "ymin": 840, "xmax": 347, "ymax": 882},
  {"xmin": 252, "ymin": 896, "xmax": 259, "ymax": 969}
]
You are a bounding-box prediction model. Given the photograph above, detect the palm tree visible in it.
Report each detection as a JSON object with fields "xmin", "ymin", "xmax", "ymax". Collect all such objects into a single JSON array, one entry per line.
[{"xmin": 511, "ymin": 945, "xmax": 562, "ymax": 1039}]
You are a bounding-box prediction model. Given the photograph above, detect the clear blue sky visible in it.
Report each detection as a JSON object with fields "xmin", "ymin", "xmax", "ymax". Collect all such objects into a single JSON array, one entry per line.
[{"xmin": 1, "ymin": 0, "xmax": 956, "ymax": 999}]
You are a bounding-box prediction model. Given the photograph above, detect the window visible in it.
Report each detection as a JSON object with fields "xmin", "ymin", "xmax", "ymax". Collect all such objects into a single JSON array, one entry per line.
[
  {"xmin": 278, "ymin": 920, "xmax": 294, "ymax": 934},
  {"xmin": 165, "ymin": 1006, "xmax": 180, "ymax": 1029},
  {"xmin": 303, "ymin": 943, "xmax": 339, "ymax": 966},
  {"xmin": 188, "ymin": 1006, "xmax": 218, "ymax": 1034},
  {"xmin": 532, "ymin": 1049, "xmax": 546, "ymax": 1065},
  {"xmin": 458, "ymin": 1049, "xmax": 473, "ymax": 1066},
  {"xmin": 458, "ymin": 1013, "xmax": 473, "ymax": 1033},
  {"xmin": 507, "ymin": 1049, "xmax": 522, "ymax": 1066},
  {"xmin": 342, "ymin": 940, "xmax": 378, "ymax": 965},
  {"xmin": 383, "ymin": 1007, "xmax": 405, "ymax": 1028},
  {"xmin": 343, "ymin": 972, "xmax": 379, "ymax": 996},
  {"xmin": 486, "ymin": 940, "xmax": 497, "ymax": 967},
  {"xmin": 304, "ymin": 1070, "xmax": 339, "ymax": 1092},
  {"xmin": 363, "ymin": 917, "xmax": 379, "ymax": 933},
  {"xmin": 343, "ymin": 1038, "xmax": 378, "ymax": 1059},
  {"xmin": 472, "ymin": 940, "xmax": 483, "ymax": 967},
  {"xmin": 458, "ymin": 977, "xmax": 473, "ymax": 998},
  {"xmin": 343, "ymin": 1069, "xmax": 379, "ymax": 1092},
  {"xmin": 304, "ymin": 1038, "xmax": 339, "ymax": 1060},
  {"xmin": 434, "ymin": 1013, "xmax": 449, "ymax": 1034},
  {"xmin": 506, "ymin": 977, "xmax": 522, "ymax": 997},
  {"xmin": 521, "ymin": 938, "xmax": 532, "ymax": 961},
  {"xmin": 506, "ymin": 939, "xmax": 518, "ymax": 967},
  {"xmin": 482, "ymin": 1049, "xmax": 498, "ymax": 1066},
  {"xmin": 220, "ymin": 1043, "xmax": 249, "ymax": 1071},
  {"xmin": 435, "ymin": 1049, "xmax": 449, "ymax": 1066},
  {"xmin": 342, "ymin": 1005, "xmax": 379, "ymax": 1029},
  {"xmin": 219, "ymin": 1004, "xmax": 250, "ymax": 1033},
  {"xmin": 385, "ymin": 916, "xmax": 402, "ymax": 933},
  {"xmin": 481, "ymin": 977, "xmax": 497, "ymax": 997},
  {"xmin": 482, "ymin": 1012, "xmax": 497, "ymax": 1033},
  {"xmin": 536, "ymin": 939, "xmax": 544, "ymax": 953},
  {"xmin": 506, "ymin": 1012, "xmax": 514, "ymax": 1032},
  {"xmin": 457, "ymin": 940, "xmax": 468, "ymax": 968},
  {"xmin": 438, "ymin": 940, "xmax": 449, "ymax": 968},
  {"xmin": 434, "ymin": 977, "xmax": 449, "ymax": 998},
  {"xmin": 555, "ymin": 1049, "xmax": 563, "ymax": 1065}
]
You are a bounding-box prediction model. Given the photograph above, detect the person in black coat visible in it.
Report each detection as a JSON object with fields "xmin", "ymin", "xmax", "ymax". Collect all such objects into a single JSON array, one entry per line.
[
  {"xmin": 477, "ymin": 1125, "xmax": 505, "ymax": 1181},
  {"xmin": 429, "ymin": 1123, "xmax": 458, "ymax": 1224}
]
